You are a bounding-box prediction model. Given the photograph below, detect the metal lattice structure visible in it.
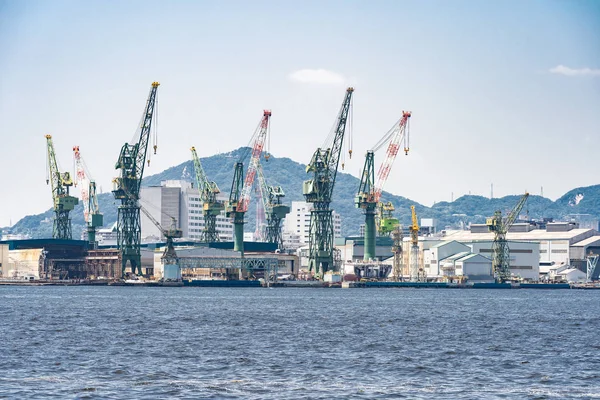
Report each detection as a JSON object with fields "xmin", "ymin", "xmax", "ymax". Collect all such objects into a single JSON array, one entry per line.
[
  {"xmin": 73, "ymin": 146, "xmax": 103, "ymax": 248},
  {"xmin": 303, "ymin": 88, "xmax": 354, "ymax": 276},
  {"xmin": 355, "ymin": 112, "xmax": 411, "ymax": 262},
  {"xmin": 45, "ymin": 135, "xmax": 79, "ymax": 239},
  {"xmin": 587, "ymin": 254, "xmax": 599, "ymax": 283},
  {"xmin": 409, "ymin": 205, "xmax": 420, "ymax": 282},
  {"xmin": 112, "ymin": 82, "xmax": 160, "ymax": 276},
  {"xmin": 256, "ymin": 160, "xmax": 290, "ymax": 249},
  {"xmin": 138, "ymin": 205, "xmax": 182, "ymax": 266},
  {"xmin": 391, "ymin": 225, "xmax": 404, "ymax": 281},
  {"xmin": 486, "ymin": 192, "xmax": 529, "ymax": 282},
  {"xmin": 226, "ymin": 110, "xmax": 272, "ymax": 256},
  {"xmin": 191, "ymin": 147, "xmax": 225, "ymax": 242}
]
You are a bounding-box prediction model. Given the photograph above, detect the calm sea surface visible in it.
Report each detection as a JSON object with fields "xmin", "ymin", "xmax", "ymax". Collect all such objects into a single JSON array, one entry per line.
[{"xmin": 1, "ymin": 287, "xmax": 599, "ymax": 399}]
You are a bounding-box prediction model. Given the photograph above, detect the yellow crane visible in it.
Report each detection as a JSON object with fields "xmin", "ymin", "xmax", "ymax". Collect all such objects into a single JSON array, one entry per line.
[{"xmin": 409, "ymin": 205, "xmax": 423, "ymax": 282}]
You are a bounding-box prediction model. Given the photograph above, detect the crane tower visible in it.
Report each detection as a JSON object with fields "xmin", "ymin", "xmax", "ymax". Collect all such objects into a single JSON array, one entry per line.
[
  {"xmin": 191, "ymin": 147, "xmax": 225, "ymax": 242},
  {"xmin": 303, "ymin": 87, "xmax": 354, "ymax": 276},
  {"xmin": 112, "ymin": 82, "xmax": 160, "ymax": 276},
  {"xmin": 486, "ymin": 192, "xmax": 529, "ymax": 282},
  {"xmin": 45, "ymin": 135, "xmax": 79, "ymax": 239},
  {"xmin": 256, "ymin": 160, "xmax": 290, "ymax": 249},
  {"xmin": 73, "ymin": 146, "xmax": 103, "ymax": 248},
  {"xmin": 355, "ymin": 112, "xmax": 411, "ymax": 261},
  {"xmin": 226, "ymin": 110, "xmax": 272, "ymax": 256},
  {"xmin": 409, "ymin": 205, "xmax": 421, "ymax": 282}
]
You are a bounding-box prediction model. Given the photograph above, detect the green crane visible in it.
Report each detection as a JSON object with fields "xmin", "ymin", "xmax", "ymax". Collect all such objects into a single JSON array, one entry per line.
[
  {"xmin": 73, "ymin": 145, "xmax": 103, "ymax": 248},
  {"xmin": 486, "ymin": 192, "xmax": 529, "ymax": 282},
  {"xmin": 226, "ymin": 110, "xmax": 272, "ymax": 256},
  {"xmin": 303, "ymin": 87, "xmax": 354, "ymax": 276},
  {"xmin": 45, "ymin": 134, "xmax": 79, "ymax": 239},
  {"xmin": 190, "ymin": 147, "xmax": 225, "ymax": 242},
  {"xmin": 355, "ymin": 111, "xmax": 411, "ymax": 261},
  {"xmin": 112, "ymin": 82, "xmax": 160, "ymax": 277},
  {"xmin": 256, "ymin": 160, "xmax": 290, "ymax": 249}
]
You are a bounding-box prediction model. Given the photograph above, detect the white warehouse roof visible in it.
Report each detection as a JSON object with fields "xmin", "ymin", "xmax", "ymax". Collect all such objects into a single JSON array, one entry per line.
[{"xmin": 443, "ymin": 228, "xmax": 596, "ymax": 245}]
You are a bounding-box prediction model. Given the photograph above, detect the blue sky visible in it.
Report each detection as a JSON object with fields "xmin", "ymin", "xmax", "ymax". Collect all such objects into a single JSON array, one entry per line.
[{"xmin": 0, "ymin": 0, "xmax": 599, "ymax": 227}]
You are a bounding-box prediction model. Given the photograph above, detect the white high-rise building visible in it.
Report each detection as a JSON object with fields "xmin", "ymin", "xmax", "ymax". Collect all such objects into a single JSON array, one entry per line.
[
  {"xmin": 283, "ymin": 201, "xmax": 342, "ymax": 245},
  {"xmin": 140, "ymin": 180, "xmax": 233, "ymax": 242}
]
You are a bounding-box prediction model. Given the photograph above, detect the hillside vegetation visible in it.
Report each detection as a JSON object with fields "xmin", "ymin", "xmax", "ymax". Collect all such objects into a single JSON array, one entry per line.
[{"xmin": 5, "ymin": 147, "xmax": 599, "ymax": 239}]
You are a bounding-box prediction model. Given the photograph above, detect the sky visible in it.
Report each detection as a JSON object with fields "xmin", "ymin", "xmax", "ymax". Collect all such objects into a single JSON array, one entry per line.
[{"xmin": 0, "ymin": 0, "xmax": 599, "ymax": 227}]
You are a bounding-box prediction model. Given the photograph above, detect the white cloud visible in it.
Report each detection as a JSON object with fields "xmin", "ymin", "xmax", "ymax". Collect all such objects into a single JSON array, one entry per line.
[
  {"xmin": 549, "ymin": 65, "xmax": 600, "ymax": 77},
  {"xmin": 289, "ymin": 69, "xmax": 345, "ymax": 85}
]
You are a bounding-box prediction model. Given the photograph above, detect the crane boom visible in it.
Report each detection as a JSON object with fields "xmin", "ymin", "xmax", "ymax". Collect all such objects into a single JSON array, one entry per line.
[
  {"xmin": 256, "ymin": 159, "xmax": 289, "ymax": 249},
  {"xmin": 373, "ymin": 111, "xmax": 411, "ymax": 202},
  {"xmin": 486, "ymin": 192, "xmax": 529, "ymax": 282},
  {"xmin": 239, "ymin": 110, "xmax": 271, "ymax": 213},
  {"xmin": 45, "ymin": 135, "xmax": 78, "ymax": 239},
  {"xmin": 73, "ymin": 146, "xmax": 103, "ymax": 247},
  {"xmin": 139, "ymin": 204, "xmax": 182, "ymax": 265},
  {"xmin": 355, "ymin": 111, "xmax": 411, "ymax": 261},
  {"xmin": 112, "ymin": 82, "xmax": 160, "ymax": 277},
  {"xmin": 226, "ymin": 110, "xmax": 272, "ymax": 256},
  {"xmin": 303, "ymin": 87, "xmax": 354, "ymax": 275},
  {"xmin": 191, "ymin": 147, "xmax": 224, "ymax": 242}
]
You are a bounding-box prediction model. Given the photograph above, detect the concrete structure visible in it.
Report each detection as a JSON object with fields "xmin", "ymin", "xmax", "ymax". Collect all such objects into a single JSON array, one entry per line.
[
  {"xmin": 470, "ymin": 241, "xmax": 539, "ymax": 281},
  {"xmin": 96, "ymin": 222, "xmax": 118, "ymax": 246},
  {"xmin": 282, "ymin": 231, "xmax": 302, "ymax": 250},
  {"xmin": 453, "ymin": 253, "xmax": 493, "ymax": 281},
  {"xmin": 425, "ymin": 241, "xmax": 470, "ymax": 277},
  {"xmin": 140, "ymin": 183, "xmax": 182, "ymax": 240},
  {"xmin": 283, "ymin": 201, "xmax": 341, "ymax": 245},
  {"xmin": 557, "ymin": 268, "xmax": 586, "ymax": 283},
  {"xmin": 0, "ymin": 243, "xmax": 8, "ymax": 277}
]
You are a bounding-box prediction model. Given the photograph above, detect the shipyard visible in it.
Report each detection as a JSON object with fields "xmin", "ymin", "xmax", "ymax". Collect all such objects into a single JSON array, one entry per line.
[
  {"xmin": 2, "ymin": 2, "xmax": 600, "ymax": 399},
  {"xmin": 1, "ymin": 84, "xmax": 599, "ymax": 289}
]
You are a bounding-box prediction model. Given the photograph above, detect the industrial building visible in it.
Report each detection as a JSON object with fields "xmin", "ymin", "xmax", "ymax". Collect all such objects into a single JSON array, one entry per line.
[
  {"xmin": 424, "ymin": 240, "xmax": 539, "ymax": 281},
  {"xmin": 139, "ymin": 180, "xmax": 234, "ymax": 242},
  {"xmin": 283, "ymin": 201, "xmax": 342, "ymax": 245},
  {"xmin": 442, "ymin": 222, "xmax": 600, "ymax": 277},
  {"xmin": 0, "ymin": 239, "xmax": 121, "ymax": 280}
]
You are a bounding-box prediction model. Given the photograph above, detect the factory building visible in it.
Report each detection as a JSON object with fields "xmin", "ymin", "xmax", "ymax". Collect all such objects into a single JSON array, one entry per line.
[
  {"xmin": 0, "ymin": 239, "xmax": 121, "ymax": 280},
  {"xmin": 442, "ymin": 222, "xmax": 600, "ymax": 278},
  {"xmin": 283, "ymin": 201, "xmax": 341, "ymax": 245}
]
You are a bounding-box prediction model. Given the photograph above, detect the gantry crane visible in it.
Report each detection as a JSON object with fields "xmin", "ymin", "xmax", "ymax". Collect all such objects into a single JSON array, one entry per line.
[
  {"xmin": 303, "ymin": 87, "xmax": 354, "ymax": 276},
  {"xmin": 409, "ymin": 205, "xmax": 421, "ymax": 282},
  {"xmin": 73, "ymin": 146, "xmax": 103, "ymax": 248},
  {"xmin": 486, "ymin": 192, "xmax": 529, "ymax": 282},
  {"xmin": 355, "ymin": 112, "xmax": 411, "ymax": 261},
  {"xmin": 45, "ymin": 135, "xmax": 79, "ymax": 239},
  {"xmin": 190, "ymin": 147, "xmax": 225, "ymax": 242},
  {"xmin": 226, "ymin": 110, "xmax": 272, "ymax": 256},
  {"xmin": 256, "ymin": 159, "xmax": 290, "ymax": 249},
  {"xmin": 112, "ymin": 82, "xmax": 160, "ymax": 276}
]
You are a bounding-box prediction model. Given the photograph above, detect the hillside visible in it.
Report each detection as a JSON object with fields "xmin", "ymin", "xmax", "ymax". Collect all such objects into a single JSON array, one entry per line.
[{"xmin": 4, "ymin": 147, "xmax": 600, "ymax": 239}]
